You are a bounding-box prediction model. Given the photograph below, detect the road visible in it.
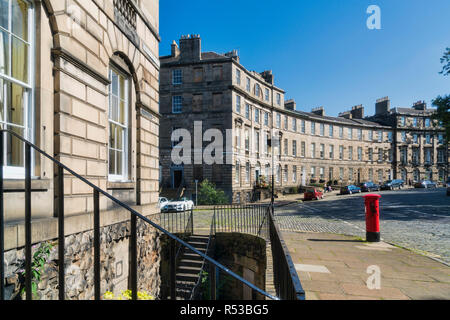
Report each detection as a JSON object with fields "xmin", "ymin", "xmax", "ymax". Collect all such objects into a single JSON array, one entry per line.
[{"xmin": 275, "ymin": 188, "xmax": 450, "ymax": 264}]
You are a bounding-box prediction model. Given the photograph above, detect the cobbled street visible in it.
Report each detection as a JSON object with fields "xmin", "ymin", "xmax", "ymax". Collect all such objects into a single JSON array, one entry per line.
[{"xmin": 275, "ymin": 188, "xmax": 450, "ymax": 264}]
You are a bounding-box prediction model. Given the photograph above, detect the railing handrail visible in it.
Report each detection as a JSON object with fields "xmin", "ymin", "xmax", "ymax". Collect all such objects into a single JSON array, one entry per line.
[
  {"xmin": 268, "ymin": 205, "xmax": 305, "ymax": 300},
  {"xmin": 0, "ymin": 129, "xmax": 278, "ymax": 300},
  {"xmin": 189, "ymin": 212, "xmax": 215, "ymax": 300}
]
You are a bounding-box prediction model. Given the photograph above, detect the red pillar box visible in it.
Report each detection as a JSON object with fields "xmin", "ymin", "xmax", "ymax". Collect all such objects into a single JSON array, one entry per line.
[{"xmin": 363, "ymin": 194, "xmax": 381, "ymax": 242}]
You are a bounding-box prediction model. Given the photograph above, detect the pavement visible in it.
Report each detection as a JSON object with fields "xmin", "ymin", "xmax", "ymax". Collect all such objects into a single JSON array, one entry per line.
[
  {"xmin": 275, "ymin": 188, "xmax": 450, "ymax": 264},
  {"xmin": 284, "ymin": 231, "xmax": 450, "ymax": 300},
  {"xmin": 191, "ymin": 188, "xmax": 450, "ymax": 299}
]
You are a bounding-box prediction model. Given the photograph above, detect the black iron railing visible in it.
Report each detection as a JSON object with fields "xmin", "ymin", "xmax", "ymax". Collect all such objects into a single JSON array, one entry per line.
[
  {"xmin": 189, "ymin": 212, "xmax": 216, "ymax": 300},
  {"xmin": 211, "ymin": 204, "xmax": 305, "ymax": 300},
  {"xmin": 268, "ymin": 205, "xmax": 305, "ymax": 300},
  {"xmin": 0, "ymin": 129, "xmax": 278, "ymax": 300}
]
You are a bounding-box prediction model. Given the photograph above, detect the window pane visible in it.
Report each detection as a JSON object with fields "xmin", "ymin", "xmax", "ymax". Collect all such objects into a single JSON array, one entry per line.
[
  {"xmin": 6, "ymin": 81, "xmax": 25, "ymax": 126},
  {"xmin": 12, "ymin": 0, "xmax": 28, "ymax": 41},
  {"xmin": 119, "ymin": 100, "xmax": 125, "ymax": 124},
  {"xmin": 109, "ymin": 149, "xmax": 116, "ymax": 175},
  {"xmin": 6, "ymin": 125, "xmax": 24, "ymax": 167},
  {"xmin": 0, "ymin": 0, "xmax": 8, "ymax": 30},
  {"xmin": 11, "ymin": 37, "xmax": 28, "ymax": 82},
  {"xmin": 110, "ymin": 95, "xmax": 118, "ymax": 122},
  {"xmin": 116, "ymin": 150, "xmax": 123, "ymax": 176},
  {"xmin": 109, "ymin": 123, "xmax": 117, "ymax": 149},
  {"xmin": 111, "ymin": 71, "xmax": 118, "ymax": 96},
  {"xmin": 116, "ymin": 126, "xmax": 123, "ymax": 152},
  {"xmin": 0, "ymin": 78, "xmax": 3, "ymax": 121},
  {"xmin": 0, "ymin": 29, "xmax": 9, "ymax": 75},
  {"xmin": 119, "ymin": 75, "xmax": 125, "ymax": 100}
]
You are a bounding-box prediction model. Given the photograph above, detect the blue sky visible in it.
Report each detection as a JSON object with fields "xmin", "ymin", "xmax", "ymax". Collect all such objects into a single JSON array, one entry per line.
[{"xmin": 160, "ymin": 0, "xmax": 450, "ymax": 117}]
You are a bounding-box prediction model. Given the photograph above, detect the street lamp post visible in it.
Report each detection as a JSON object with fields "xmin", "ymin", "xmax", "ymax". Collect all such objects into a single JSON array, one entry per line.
[{"xmin": 195, "ymin": 180, "xmax": 198, "ymax": 206}]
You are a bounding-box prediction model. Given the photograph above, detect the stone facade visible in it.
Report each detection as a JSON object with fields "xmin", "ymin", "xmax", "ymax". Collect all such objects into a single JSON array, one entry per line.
[
  {"xmin": 2, "ymin": 0, "xmax": 161, "ymax": 299},
  {"xmin": 159, "ymin": 36, "xmax": 448, "ymax": 203},
  {"xmin": 4, "ymin": 216, "xmax": 161, "ymax": 300}
]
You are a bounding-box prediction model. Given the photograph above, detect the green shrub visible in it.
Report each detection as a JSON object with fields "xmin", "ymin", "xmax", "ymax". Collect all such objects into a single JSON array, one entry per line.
[{"xmin": 197, "ymin": 179, "xmax": 229, "ymax": 205}]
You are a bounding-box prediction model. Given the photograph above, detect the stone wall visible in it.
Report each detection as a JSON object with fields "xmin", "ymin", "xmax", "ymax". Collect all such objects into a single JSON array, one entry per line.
[
  {"xmin": 3, "ymin": 216, "xmax": 161, "ymax": 300},
  {"xmin": 213, "ymin": 233, "xmax": 266, "ymax": 300}
]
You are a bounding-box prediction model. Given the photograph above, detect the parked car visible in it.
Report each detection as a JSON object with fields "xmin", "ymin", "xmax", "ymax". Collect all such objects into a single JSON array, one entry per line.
[
  {"xmin": 359, "ymin": 182, "xmax": 380, "ymax": 192},
  {"xmin": 381, "ymin": 179, "xmax": 404, "ymax": 190},
  {"xmin": 414, "ymin": 180, "xmax": 437, "ymax": 189},
  {"xmin": 304, "ymin": 188, "xmax": 324, "ymax": 201},
  {"xmin": 161, "ymin": 197, "xmax": 195, "ymax": 212},
  {"xmin": 340, "ymin": 185, "xmax": 362, "ymax": 195},
  {"xmin": 446, "ymin": 179, "xmax": 450, "ymax": 196},
  {"xmin": 158, "ymin": 197, "xmax": 169, "ymax": 209}
]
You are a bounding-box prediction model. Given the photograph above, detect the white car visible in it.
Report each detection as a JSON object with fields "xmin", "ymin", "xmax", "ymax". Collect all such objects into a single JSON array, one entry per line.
[
  {"xmin": 158, "ymin": 197, "xmax": 169, "ymax": 209},
  {"xmin": 162, "ymin": 198, "xmax": 195, "ymax": 212}
]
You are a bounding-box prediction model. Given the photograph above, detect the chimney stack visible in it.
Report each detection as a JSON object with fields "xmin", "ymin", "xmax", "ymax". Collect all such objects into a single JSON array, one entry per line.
[
  {"xmin": 338, "ymin": 111, "xmax": 352, "ymax": 119},
  {"xmin": 413, "ymin": 100, "xmax": 427, "ymax": 111},
  {"xmin": 375, "ymin": 97, "xmax": 390, "ymax": 115},
  {"xmin": 311, "ymin": 106, "xmax": 325, "ymax": 116},
  {"xmin": 285, "ymin": 99, "xmax": 296, "ymax": 111},
  {"xmin": 260, "ymin": 70, "xmax": 274, "ymax": 85},
  {"xmin": 179, "ymin": 34, "xmax": 201, "ymax": 62},
  {"xmin": 225, "ymin": 49, "xmax": 240, "ymax": 63},
  {"xmin": 171, "ymin": 40, "xmax": 180, "ymax": 57},
  {"xmin": 351, "ymin": 105, "xmax": 364, "ymax": 119}
]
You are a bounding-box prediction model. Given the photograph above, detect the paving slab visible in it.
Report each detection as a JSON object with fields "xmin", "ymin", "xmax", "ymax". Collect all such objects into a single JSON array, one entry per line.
[{"xmin": 282, "ymin": 231, "xmax": 450, "ymax": 300}]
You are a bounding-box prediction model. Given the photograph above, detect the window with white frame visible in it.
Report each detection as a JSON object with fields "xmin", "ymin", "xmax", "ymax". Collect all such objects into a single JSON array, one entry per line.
[
  {"xmin": 320, "ymin": 123, "xmax": 324, "ymax": 136},
  {"xmin": 311, "ymin": 122, "xmax": 316, "ymax": 135},
  {"xmin": 301, "ymin": 141, "xmax": 305, "ymax": 157},
  {"xmin": 172, "ymin": 69, "xmax": 182, "ymax": 85},
  {"xmin": 311, "ymin": 167, "xmax": 316, "ymax": 178},
  {"xmin": 255, "ymin": 130, "xmax": 260, "ymax": 154},
  {"xmin": 276, "ymin": 93, "xmax": 281, "ymax": 105},
  {"xmin": 329, "ymin": 145, "xmax": 334, "ymax": 159},
  {"xmin": 293, "ymin": 165, "xmax": 297, "ymax": 182},
  {"xmin": 357, "ymin": 129, "xmax": 362, "ymax": 141},
  {"xmin": 368, "ymin": 130, "xmax": 373, "ymax": 141},
  {"xmin": 284, "ymin": 165, "xmax": 288, "ymax": 182},
  {"xmin": 108, "ymin": 67, "xmax": 129, "ymax": 181},
  {"xmin": 329, "ymin": 125, "xmax": 333, "ymax": 137},
  {"xmin": 292, "ymin": 118, "xmax": 297, "ymax": 131},
  {"xmin": 235, "ymin": 161, "xmax": 240, "ymax": 184},
  {"xmin": 301, "ymin": 120, "xmax": 305, "ymax": 133},
  {"xmin": 284, "ymin": 115, "xmax": 288, "ymax": 130},
  {"xmin": 172, "ymin": 96, "xmax": 182, "ymax": 113},
  {"xmin": 276, "ymin": 113, "xmax": 281, "ymax": 128},
  {"xmin": 339, "ymin": 126, "xmax": 343, "ymax": 138},
  {"xmin": 348, "ymin": 146, "xmax": 353, "ymax": 160},
  {"xmin": 357, "ymin": 147, "xmax": 362, "ymax": 161},
  {"xmin": 292, "ymin": 140, "xmax": 297, "ymax": 157},
  {"xmin": 245, "ymin": 162, "xmax": 250, "ymax": 183},
  {"xmin": 339, "ymin": 145, "xmax": 344, "ymax": 160},
  {"xmin": 245, "ymin": 104, "xmax": 250, "ymax": 119},
  {"xmin": 264, "ymin": 112, "xmax": 269, "ymax": 126},
  {"xmin": 320, "ymin": 144, "xmax": 324, "ymax": 159},
  {"xmin": 378, "ymin": 130, "xmax": 382, "ymax": 142},
  {"xmin": 265, "ymin": 88, "xmax": 269, "ymax": 101},
  {"xmin": 284, "ymin": 139, "xmax": 288, "ymax": 156},
  {"xmin": 348, "ymin": 128, "xmax": 353, "ymax": 139},
  {"xmin": 236, "ymin": 69, "xmax": 241, "ymax": 85},
  {"xmin": 255, "ymin": 108, "xmax": 260, "ymax": 123},
  {"xmin": 236, "ymin": 95, "xmax": 241, "ymax": 113},
  {"xmin": 276, "ymin": 165, "xmax": 281, "ymax": 182},
  {"xmin": 255, "ymin": 83, "xmax": 261, "ymax": 97},
  {"xmin": 1, "ymin": 0, "xmax": 34, "ymax": 178},
  {"xmin": 311, "ymin": 143, "xmax": 315, "ymax": 158},
  {"xmin": 339, "ymin": 168, "xmax": 344, "ymax": 180},
  {"xmin": 425, "ymin": 118, "xmax": 430, "ymax": 127},
  {"xmin": 246, "ymin": 77, "xmax": 250, "ymax": 92}
]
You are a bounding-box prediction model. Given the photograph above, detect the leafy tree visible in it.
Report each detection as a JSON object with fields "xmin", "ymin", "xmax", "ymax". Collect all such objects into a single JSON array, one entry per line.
[
  {"xmin": 197, "ymin": 179, "xmax": 228, "ymax": 205},
  {"xmin": 440, "ymin": 47, "xmax": 450, "ymax": 76},
  {"xmin": 432, "ymin": 95, "xmax": 450, "ymax": 142}
]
